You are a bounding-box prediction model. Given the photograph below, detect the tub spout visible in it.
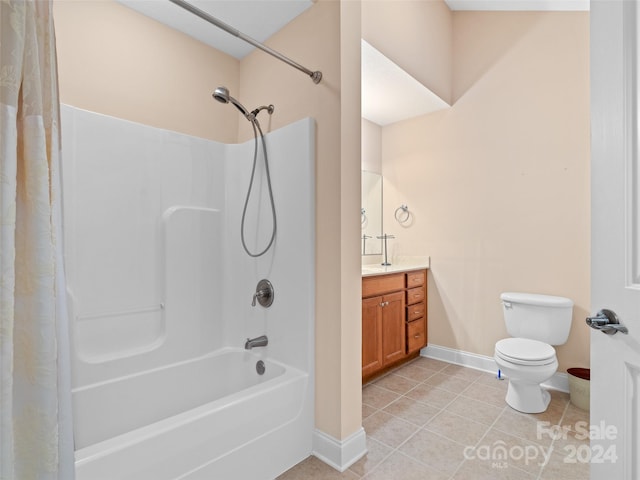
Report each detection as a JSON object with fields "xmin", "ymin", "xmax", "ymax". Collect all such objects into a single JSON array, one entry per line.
[{"xmin": 245, "ymin": 335, "xmax": 268, "ymax": 350}]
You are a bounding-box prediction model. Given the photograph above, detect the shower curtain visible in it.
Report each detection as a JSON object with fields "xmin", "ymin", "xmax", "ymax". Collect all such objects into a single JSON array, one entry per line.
[{"xmin": 0, "ymin": 1, "xmax": 75, "ymax": 479}]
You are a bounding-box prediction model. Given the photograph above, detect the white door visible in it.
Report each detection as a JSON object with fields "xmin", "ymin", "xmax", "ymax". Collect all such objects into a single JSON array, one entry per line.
[{"xmin": 590, "ymin": 1, "xmax": 640, "ymax": 479}]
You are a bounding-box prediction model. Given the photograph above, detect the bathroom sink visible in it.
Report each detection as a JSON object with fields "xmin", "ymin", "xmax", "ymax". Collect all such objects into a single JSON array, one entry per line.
[{"xmin": 362, "ymin": 259, "xmax": 431, "ymax": 276}]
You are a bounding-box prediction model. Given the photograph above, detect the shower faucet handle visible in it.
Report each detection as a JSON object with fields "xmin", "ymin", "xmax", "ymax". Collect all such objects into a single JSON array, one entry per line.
[
  {"xmin": 252, "ymin": 290, "xmax": 268, "ymax": 306},
  {"xmin": 252, "ymin": 279, "xmax": 274, "ymax": 308}
]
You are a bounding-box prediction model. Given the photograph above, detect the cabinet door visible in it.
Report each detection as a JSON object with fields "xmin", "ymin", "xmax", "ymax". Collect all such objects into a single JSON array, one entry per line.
[
  {"xmin": 381, "ymin": 291, "xmax": 405, "ymax": 366},
  {"xmin": 362, "ymin": 296, "xmax": 383, "ymax": 377}
]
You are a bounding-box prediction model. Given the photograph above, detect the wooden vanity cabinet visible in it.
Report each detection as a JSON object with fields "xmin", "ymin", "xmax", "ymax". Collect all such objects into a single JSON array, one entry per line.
[
  {"xmin": 405, "ymin": 270, "xmax": 427, "ymax": 355},
  {"xmin": 362, "ymin": 269, "xmax": 428, "ymax": 380},
  {"xmin": 361, "ymin": 274, "xmax": 406, "ymax": 378}
]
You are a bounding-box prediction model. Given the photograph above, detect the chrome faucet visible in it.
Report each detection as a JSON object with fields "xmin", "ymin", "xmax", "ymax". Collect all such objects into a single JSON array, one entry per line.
[{"xmin": 245, "ymin": 335, "xmax": 268, "ymax": 350}]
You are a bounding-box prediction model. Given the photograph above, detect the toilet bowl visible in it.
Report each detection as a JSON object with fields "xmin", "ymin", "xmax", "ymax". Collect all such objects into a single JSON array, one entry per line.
[
  {"xmin": 495, "ymin": 338, "xmax": 558, "ymax": 413},
  {"xmin": 495, "ymin": 292, "xmax": 573, "ymax": 414}
]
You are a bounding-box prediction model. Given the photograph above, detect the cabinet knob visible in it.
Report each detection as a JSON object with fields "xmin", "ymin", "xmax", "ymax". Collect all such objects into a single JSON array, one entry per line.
[{"xmin": 414, "ymin": 334, "xmax": 420, "ymax": 339}]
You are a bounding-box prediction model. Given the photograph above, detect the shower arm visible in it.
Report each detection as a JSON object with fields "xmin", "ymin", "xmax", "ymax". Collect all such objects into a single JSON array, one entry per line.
[{"xmin": 168, "ymin": 0, "xmax": 322, "ymax": 84}]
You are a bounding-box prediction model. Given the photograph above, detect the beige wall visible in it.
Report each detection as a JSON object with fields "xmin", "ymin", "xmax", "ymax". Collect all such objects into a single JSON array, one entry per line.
[
  {"xmin": 54, "ymin": 0, "xmax": 240, "ymax": 143},
  {"xmin": 54, "ymin": 0, "xmax": 362, "ymax": 443},
  {"xmin": 381, "ymin": 11, "xmax": 590, "ymax": 372},
  {"xmin": 338, "ymin": 0, "xmax": 363, "ymax": 439},
  {"xmin": 362, "ymin": 0, "xmax": 452, "ymax": 104}
]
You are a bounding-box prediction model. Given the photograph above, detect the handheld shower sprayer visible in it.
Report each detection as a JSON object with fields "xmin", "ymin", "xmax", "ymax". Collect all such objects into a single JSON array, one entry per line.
[
  {"xmin": 212, "ymin": 86, "xmax": 251, "ymax": 118},
  {"xmin": 212, "ymin": 86, "xmax": 274, "ymax": 121},
  {"xmin": 211, "ymin": 86, "xmax": 277, "ymax": 258}
]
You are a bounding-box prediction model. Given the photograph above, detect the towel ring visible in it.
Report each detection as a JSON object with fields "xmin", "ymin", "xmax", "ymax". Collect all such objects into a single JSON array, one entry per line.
[
  {"xmin": 394, "ymin": 205, "xmax": 410, "ymax": 223},
  {"xmin": 361, "ymin": 208, "xmax": 367, "ymax": 225}
]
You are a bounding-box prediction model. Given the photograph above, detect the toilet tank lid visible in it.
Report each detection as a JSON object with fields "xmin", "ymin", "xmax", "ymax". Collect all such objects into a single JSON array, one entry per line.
[{"xmin": 501, "ymin": 292, "xmax": 573, "ymax": 308}]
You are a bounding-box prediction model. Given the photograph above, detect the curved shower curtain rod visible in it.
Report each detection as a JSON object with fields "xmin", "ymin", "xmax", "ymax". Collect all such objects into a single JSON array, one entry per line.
[{"xmin": 168, "ymin": 0, "xmax": 323, "ymax": 84}]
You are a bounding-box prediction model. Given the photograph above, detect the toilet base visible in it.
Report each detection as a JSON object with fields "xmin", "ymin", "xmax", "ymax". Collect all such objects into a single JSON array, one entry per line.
[{"xmin": 505, "ymin": 380, "xmax": 551, "ymax": 413}]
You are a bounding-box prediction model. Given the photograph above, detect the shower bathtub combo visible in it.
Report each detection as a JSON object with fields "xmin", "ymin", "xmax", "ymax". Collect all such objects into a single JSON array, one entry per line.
[{"xmin": 61, "ymin": 97, "xmax": 315, "ymax": 479}]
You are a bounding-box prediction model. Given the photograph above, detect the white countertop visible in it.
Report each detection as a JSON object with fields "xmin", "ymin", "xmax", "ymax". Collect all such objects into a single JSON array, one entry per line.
[{"xmin": 361, "ymin": 256, "xmax": 430, "ymax": 277}]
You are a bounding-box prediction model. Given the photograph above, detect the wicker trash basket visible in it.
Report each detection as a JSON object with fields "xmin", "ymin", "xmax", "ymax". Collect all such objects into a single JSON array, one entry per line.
[{"xmin": 567, "ymin": 368, "xmax": 590, "ymax": 411}]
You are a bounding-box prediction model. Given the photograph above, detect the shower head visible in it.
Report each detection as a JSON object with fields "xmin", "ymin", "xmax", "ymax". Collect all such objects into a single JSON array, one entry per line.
[
  {"xmin": 212, "ymin": 86, "xmax": 251, "ymax": 118},
  {"xmin": 212, "ymin": 86, "xmax": 229, "ymax": 104}
]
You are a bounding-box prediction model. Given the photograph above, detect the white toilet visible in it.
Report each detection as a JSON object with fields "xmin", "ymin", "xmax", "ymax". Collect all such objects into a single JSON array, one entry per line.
[{"xmin": 494, "ymin": 292, "xmax": 573, "ymax": 413}]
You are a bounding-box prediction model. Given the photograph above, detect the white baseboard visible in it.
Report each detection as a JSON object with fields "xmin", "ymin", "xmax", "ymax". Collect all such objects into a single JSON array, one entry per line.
[
  {"xmin": 421, "ymin": 344, "xmax": 497, "ymax": 373},
  {"xmin": 312, "ymin": 427, "xmax": 367, "ymax": 472},
  {"xmin": 421, "ymin": 344, "xmax": 570, "ymax": 393},
  {"xmin": 542, "ymin": 371, "xmax": 569, "ymax": 393}
]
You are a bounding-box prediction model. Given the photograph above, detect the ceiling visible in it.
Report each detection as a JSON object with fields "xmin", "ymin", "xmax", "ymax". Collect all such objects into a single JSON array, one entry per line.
[
  {"xmin": 361, "ymin": 40, "xmax": 450, "ymax": 126},
  {"xmin": 116, "ymin": 0, "xmax": 313, "ymax": 59},
  {"xmin": 118, "ymin": 0, "xmax": 589, "ymax": 127},
  {"xmin": 119, "ymin": 0, "xmax": 589, "ymax": 61}
]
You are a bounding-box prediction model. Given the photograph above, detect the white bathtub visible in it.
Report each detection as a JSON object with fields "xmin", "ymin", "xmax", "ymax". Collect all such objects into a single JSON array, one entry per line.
[{"xmin": 74, "ymin": 348, "xmax": 312, "ymax": 480}]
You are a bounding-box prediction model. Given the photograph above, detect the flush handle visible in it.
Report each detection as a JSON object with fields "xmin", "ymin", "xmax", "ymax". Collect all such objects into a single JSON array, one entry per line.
[{"xmin": 586, "ymin": 309, "xmax": 628, "ymax": 335}]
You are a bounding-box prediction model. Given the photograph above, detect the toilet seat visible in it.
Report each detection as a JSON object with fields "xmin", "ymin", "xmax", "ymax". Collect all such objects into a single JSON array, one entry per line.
[{"xmin": 495, "ymin": 338, "xmax": 556, "ymax": 366}]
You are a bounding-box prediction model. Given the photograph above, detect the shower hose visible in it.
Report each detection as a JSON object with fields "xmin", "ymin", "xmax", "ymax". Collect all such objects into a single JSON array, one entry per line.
[{"xmin": 241, "ymin": 118, "xmax": 277, "ymax": 257}]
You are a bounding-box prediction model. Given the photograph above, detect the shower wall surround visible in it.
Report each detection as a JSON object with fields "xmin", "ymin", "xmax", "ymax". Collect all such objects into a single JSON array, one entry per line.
[
  {"xmin": 62, "ymin": 107, "xmax": 225, "ymax": 383},
  {"xmin": 61, "ymin": 105, "xmax": 315, "ymax": 478}
]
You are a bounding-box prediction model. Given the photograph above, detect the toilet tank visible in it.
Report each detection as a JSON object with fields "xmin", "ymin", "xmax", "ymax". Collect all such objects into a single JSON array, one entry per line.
[{"xmin": 501, "ymin": 292, "xmax": 573, "ymax": 345}]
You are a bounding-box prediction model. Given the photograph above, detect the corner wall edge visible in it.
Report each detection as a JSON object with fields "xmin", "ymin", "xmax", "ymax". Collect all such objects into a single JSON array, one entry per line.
[{"xmin": 312, "ymin": 427, "xmax": 367, "ymax": 472}]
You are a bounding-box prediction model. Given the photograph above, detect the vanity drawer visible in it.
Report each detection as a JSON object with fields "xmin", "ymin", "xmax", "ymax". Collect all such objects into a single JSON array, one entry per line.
[
  {"xmin": 362, "ymin": 273, "xmax": 405, "ymax": 298},
  {"xmin": 406, "ymin": 271, "xmax": 425, "ymax": 288},
  {"xmin": 406, "ymin": 287, "xmax": 424, "ymax": 305},
  {"xmin": 407, "ymin": 302, "xmax": 425, "ymax": 322},
  {"xmin": 407, "ymin": 319, "xmax": 426, "ymax": 353}
]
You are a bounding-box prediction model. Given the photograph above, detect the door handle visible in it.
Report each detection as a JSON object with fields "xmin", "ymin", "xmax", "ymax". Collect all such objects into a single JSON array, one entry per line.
[{"xmin": 586, "ymin": 309, "xmax": 629, "ymax": 335}]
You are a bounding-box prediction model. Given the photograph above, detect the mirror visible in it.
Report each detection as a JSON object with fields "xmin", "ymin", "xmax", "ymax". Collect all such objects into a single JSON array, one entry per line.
[{"xmin": 361, "ymin": 171, "xmax": 382, "ymax": 255}]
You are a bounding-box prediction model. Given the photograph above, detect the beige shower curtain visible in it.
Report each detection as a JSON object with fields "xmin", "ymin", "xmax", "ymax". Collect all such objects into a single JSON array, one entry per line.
[{"xmin": 0, "ymin": 1, "xmax": 75, "ymax": 478}]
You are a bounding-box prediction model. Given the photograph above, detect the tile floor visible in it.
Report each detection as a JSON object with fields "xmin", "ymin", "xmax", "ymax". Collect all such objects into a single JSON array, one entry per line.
[{"xmin": 278, "ymin": 357, "xmax": 590, "ymax": 480}]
